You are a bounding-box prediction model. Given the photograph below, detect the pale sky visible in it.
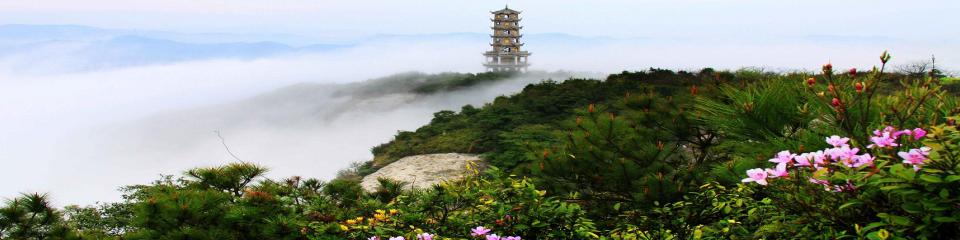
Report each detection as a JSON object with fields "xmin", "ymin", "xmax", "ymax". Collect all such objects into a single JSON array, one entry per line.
[{"xmin": 1, "ymin": 0, "xmax": 957, "ymax": 40}]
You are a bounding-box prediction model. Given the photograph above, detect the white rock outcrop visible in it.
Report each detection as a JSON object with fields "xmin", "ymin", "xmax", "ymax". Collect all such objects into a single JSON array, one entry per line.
[{"xmin": 361, "ymin": 153, "xmax": 483, "ymax": 192}]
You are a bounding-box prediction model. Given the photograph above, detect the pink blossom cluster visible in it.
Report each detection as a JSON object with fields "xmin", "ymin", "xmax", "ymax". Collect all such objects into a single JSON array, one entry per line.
[
  {"xmin": 867, "ymin": 126, "xmax": 926, "ymax": 148},
  {"xmin": 743, "ymin": 127, "xmax": 931, "ymax": 189},
  {"xmin": 368, "ymin": 233, "xmax": 437, "ymax": 240},
  {"xmin": 368, "ymin": 226, "xmax": 521, "ymax": 240},
  {"xmin": 472, "ymin": 226, "xmax": 521, "ymax": 240}
]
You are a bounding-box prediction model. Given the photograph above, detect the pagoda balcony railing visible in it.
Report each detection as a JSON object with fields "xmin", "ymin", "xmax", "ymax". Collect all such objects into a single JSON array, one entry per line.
[
  {"xmin": 491, "ymin": 25, "xmax": 522, "ymax": 30},
  {"xmin": 491, "ymin": 18, "xmax": 522, "ymax": 22},
  {"xmin": 490, "ymin": 34, "xmax": 523, "ymax": 38},
  {"xmin": 483, "ymin": 51, "xmax": 531, "ymax": 57},
  {"xmin": 491, "ymin": 42, "xmax": 524, "ymax": 47},
  {"xmin": 483, "ymin": 62, "xmax": 531, "ymax": 67}
]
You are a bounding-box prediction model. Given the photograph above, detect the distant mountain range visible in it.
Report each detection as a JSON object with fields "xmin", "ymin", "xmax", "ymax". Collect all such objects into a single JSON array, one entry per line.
[
  {"xmin": 0, "ymin": 24, "xmax": 920, "ymax": 74},
  {"xmin": 0, "ymin": 25, "xmax": 355, "ymax": 72}
]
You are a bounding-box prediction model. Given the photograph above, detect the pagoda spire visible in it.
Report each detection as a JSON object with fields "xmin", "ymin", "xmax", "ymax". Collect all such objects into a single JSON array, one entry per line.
[{"xmin": 483, "ymin": 6, "xmax": 530, "ymax": 72}]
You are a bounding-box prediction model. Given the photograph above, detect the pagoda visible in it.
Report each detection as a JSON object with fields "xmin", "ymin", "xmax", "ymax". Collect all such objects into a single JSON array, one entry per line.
[{"xmin": 483, "ymin": 6, "xmax": 530, "ymax": 72}]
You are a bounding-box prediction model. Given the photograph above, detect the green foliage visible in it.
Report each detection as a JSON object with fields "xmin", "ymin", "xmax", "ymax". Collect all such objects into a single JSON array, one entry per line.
[
  {"xmin": 411, "ymin": 72, "xmax": 516, "ymax": 94},
  {"xmin": 122, "ymin": 164, "xmax": 302, "ymax": 240},
  {"xmin": 855, "ymin": 123, "xmax": 960, "ymax": 239},
  {"xmin": 312, "ymin": 168, "xmax": 599, "ymax": 239},
  {"xmin": 0, "ymin": 193, "xmax": 80, "ymax": 239},
  {"xmin": 370, "ymin": 68, "xmax": 723, "ymax": 171},
  {"xmin": 63, "ymin": 202, "xmax": 132, "ymax": 238}
]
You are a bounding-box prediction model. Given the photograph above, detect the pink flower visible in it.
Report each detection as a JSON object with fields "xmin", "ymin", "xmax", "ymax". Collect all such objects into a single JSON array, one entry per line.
[
  {"xmin": 825, "ymin": 135, "xmax": 850, "ymax": 147},
  {"xmin": 471, "ymin": 226, "xmax": 491, "ymax": 237},
  {"xmin": 369, "ymin": 237, "xmax": 380, "ymax": 240},
  {"xmin": 742, "ymin": 168, "xmax": 769, "ymax": 185},
  {"xmin": 794, "ymin": 153, "xmax": 813, "ymax": 167},
  {"xmin": 893, "ymin": 129, "xmax": 912, "ymax": 139},
  {"xmin": 766, "ymin": 164, "xmax": 788, "ymax": 178},
  {"xmin": 912, "ymin": 128, "xmax": 927, "ymax": 140},
  {"xmin": 417, "ymin": 233, "xmax": 434, "ymax": 240},
  {"xmin": 868, "ymin": 131, "xmax": 899, "ymax": 148},
  {"xmin": 809, "ymin": 178, "xmax": 832, "ymax": 191},
  {"xmin": 825, "ymin": 146, "xmax": 859, "ymax": 162},
  {"xmin": 769, "ymin": 150, "xmax": 794, "ymax": 169},
  {"xmin": 899, "ymin": 147, "xmax": 931, "ymax": 171},
  {"xmin": 502, "ymin": 237, "xmax": 522, "ymax": 240},
  {"xmin": 389, "ymin": 237, "xmax": 405, "ymax": 240},
  {"xmin": 811, "ymin": 151, "xmax": 828, "ymax": 168},
  {"xmin": 486, "ymin": 234, "xmax": 500, "ymax": 240},
  {"xmin": 853, "ymin": 154, "xmax": 875, "ymax": 167}
]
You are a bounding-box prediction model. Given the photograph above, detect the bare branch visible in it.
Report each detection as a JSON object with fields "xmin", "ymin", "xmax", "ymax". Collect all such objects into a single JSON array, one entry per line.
[{"xmin": 213, "ymin": 130, "xmax": 243, "ymax": 162}]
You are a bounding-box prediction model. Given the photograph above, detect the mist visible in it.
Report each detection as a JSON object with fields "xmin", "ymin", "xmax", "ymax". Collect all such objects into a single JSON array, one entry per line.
[
  {"xmin": 0, "ymin": 34, "xmax": 599, "ymax": 205},
  {"xmin": 1, "ymin": 25, "xmax": 956, "ymax": 205}
]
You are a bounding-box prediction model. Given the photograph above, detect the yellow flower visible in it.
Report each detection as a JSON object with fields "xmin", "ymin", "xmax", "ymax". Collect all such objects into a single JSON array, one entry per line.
[
  {"xmin": 355, "ymin": 217, "xmax": 364, "ymax": 222},
  {"xmin": 389, "ymin": 209, "xmax": 399, "ymax": 215},
  {"xmin": 339, "ymin": 224, "xmax": 349, "ymax": 231},
  {"xmin": 374, "ymin": 213, "xmax": 389, "ymax": 221},
  {"xmin": 375, "ymin": 209, "xmax": 386, "ymax": 214},
  {"xmin": 345, "ymin": 219, "xmax": 357, "ymax": 225}
]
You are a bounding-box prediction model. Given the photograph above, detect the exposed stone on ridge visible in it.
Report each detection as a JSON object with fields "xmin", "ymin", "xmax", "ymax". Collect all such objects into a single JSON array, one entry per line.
[{"xmin": 360, "ymin": 153, "xmax": 484, "ymax": 192}]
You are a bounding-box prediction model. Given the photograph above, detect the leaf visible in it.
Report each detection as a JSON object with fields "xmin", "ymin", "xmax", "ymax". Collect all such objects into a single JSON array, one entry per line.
[
  {"xmin": 839, "ymin": 200, "xmax": 862, "ymax": 211},
  {"xmin": 900, "ymin": 202, "xmax": 922, "ymax": 214},
  {"xmin": 934, "ymin": 216, "xmax": 958, "ymax": 223},
  {"xmin": 878, "ymin": 213, "xmax": 912, "ymax": 226},
  {"xmin": 890, "ymin": 164, "xmax": 915, "ymax": 180},
  {"xmin": 861, "ymin": 222, "xmax": 886, "ymax": 233},
  {"xmin": 880, "ymin": 185, "xmax": 909, "ymax": 191},
  {"xmin": 919, "ymin": 175, "xmax": 943, "ymax": 183},
  {"xmin": 944, "ymin": 175, "xmax": 960, "ymax": 182},
  {"xmin": 939, "ymin": 188, "xmax": 949, "ymax": 198}
]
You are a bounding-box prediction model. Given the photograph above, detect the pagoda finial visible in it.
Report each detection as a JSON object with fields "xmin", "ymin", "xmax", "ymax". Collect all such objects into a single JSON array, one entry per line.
[{"xmin": 505, "ymin": 4, "xmax": 509, "ymax": 10}]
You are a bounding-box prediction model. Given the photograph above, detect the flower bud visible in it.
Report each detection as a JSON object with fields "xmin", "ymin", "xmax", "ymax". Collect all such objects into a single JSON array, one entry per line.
[
  {"xmin": 880, "ymin": 51, "xmax": 891, "ymax": 64},
  {"xmin": 948, "ymin": 118, "xmax": 957, "ymax": 126},
  {"xmin": 848, "ymin": 68, "xmax": 857, "ymax": 77},
  {"xmin": 855, "ymin": 82, "xmax": 864, "ymax": 93},
  {"xmin": 588, "ymin": 104, "xmax": 595, "ymax": 113},
  {"xmin": 831, "ymin": 98, "xmax": 841, "ymax": 107},
  {"xmin": 822, "ymin": 63, "xmax": 833, "ymax": 76},
  {"xmin": 806, "ymin": 77, "xmax": 816, "ymax": 87},
  {"xmin": 828, "ymin": 84, "xmax": 835, "ymax": 93},
  {"xmin": 690, "ymin": 85, "xmax": 698, "ymax": 96}
]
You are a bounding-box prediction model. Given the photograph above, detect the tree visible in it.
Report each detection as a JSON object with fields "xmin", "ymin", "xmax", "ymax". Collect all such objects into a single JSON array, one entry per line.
[{"xmin": 0, "ymin": 193, "xmax": 79, "ymax": 239}]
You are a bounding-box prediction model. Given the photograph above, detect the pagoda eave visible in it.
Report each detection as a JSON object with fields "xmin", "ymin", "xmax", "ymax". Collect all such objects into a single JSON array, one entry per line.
[
  {"xmin": 490, "ymin": 43, "xmax": 525, "ymax": 47},
  {"xmin": 484, "ymin": 52, "xmax": 531, "ymax": 57},
  {"xmin": 483, "ymin": 63, "xmax": 531, "ymax": 68},
  {"xmin": 490, "ymin": 34, "xmax": 524, "ymax": 38}
]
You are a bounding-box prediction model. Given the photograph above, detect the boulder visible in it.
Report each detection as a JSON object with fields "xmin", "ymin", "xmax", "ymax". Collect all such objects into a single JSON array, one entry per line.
[{"xmin": 360, "ymin": 153, "xmax": 483, "ymax": 192}]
